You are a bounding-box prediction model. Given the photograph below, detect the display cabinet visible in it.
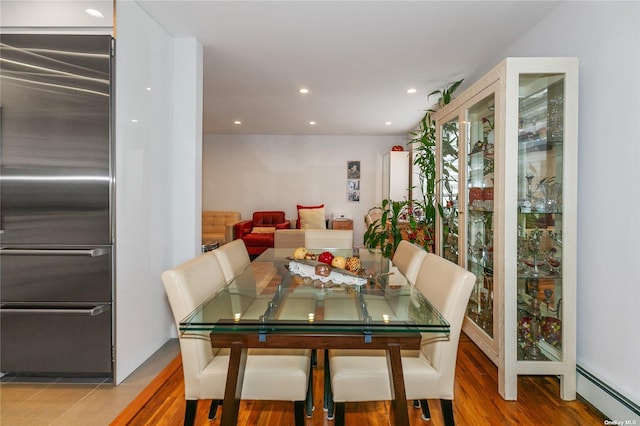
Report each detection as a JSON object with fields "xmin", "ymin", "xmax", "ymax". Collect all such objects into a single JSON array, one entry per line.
[
  {"xmin": 382, "ymin": 151, "xmax": 410, "ymax": 202},
  {"xmin": 434, "ymin": 58, "xmax": 578, "ymax": 400}
]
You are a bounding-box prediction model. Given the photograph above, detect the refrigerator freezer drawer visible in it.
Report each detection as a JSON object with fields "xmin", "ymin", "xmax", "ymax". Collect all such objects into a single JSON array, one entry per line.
[
  {"xmin": 0, "ymin": 247, "xmax": 112, "ymax": 303},
  {"xmin": 0, "ymin": 304, "xmax": 112, "ymax": 376}
]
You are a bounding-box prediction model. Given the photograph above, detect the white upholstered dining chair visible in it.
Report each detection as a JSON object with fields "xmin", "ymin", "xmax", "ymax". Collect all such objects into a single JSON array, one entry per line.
[
  {"xmin": 212, "ymin": 238, "xmax": 251, "ymax": 281},
  {"xmin": 304, "ymin": 229, "xmax": 353, "ymax": 249},
  {"xmin": 161, "ymin": 252, "xmax": 313, "ymax": 426},
  {"xmin": 392, "ymin": 240, "xmax": 428, "ymax": 285},
  {"xmin": 327, "ymin": 253, "xmax": 475, "ymax": 426}
]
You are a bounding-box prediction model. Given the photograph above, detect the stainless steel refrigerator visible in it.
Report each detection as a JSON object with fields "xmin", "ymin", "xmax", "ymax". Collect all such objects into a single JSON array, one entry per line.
[{"xmin": 0, "ymin": 34, "xmax": 114, "ymax": 377}]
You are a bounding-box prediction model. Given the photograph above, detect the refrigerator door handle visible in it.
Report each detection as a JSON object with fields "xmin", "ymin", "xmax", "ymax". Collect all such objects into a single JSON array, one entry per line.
[
  {"xmin": 0, "ymin": 248, "xmax": 109, "ymax": 257},
  {"xmin": 0, "ymin": 304, "xmax": 110, "ymax": 317}
]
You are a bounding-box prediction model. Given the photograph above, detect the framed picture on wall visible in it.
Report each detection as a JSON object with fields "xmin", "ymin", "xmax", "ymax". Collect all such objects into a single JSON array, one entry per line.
[
  {"xmin": 347, "ymin": 161, "xmax": 360, "ymax": 179},
  {"xmin": 347, "ymin": 161, "xmax": 360, "ymax": 202},
  {"xmin": 347, "ymin": 179, "xmax": 360, "ymax": 191}
]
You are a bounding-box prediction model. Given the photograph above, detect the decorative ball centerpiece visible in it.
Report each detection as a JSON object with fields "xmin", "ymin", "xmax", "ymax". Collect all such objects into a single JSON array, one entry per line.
[
  {"xmin": 344, "ymin": 256, "xmax": 362, "ymax": 274},
  {"xmin": 331, "ymin": 256, "xmax": 347, "ymax": 269},
  {"xmin": 314, "ymin": 263, "xmax": 331, "ymax": 277},
  {"xmin": 317, "ymin": 251, "xmax": 334, "ymax": 265},
  {"xmin": 293, "ymin": 247, "xmax": 308, "ymax": 260}
]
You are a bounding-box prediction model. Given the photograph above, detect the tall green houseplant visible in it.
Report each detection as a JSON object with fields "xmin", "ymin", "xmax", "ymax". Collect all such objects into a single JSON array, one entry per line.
[
  {"xmin": 363, "ymin": 79, "xmax": 463, "ymax": 256},
  {"xmin": 409, "ymin": 79, "xmax": 463, "ymax": 250}
]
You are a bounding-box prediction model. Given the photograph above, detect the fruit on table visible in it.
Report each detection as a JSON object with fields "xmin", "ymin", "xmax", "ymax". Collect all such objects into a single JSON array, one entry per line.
[
  {"xmin": 331, "ymin": 256, "xmax": 347, "ymax": 269},
  {"xmin": 317, "ymin": 251, "xmax": 334, "ymax": 265},
  {"xmin": 293, "ymin": 247, "xmax": 308, "ymax": 260}
]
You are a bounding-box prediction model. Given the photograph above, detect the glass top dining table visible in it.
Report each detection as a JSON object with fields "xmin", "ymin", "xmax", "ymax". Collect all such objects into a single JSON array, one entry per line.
[
  {"xmin": 180, "ymin": 248, "xmax": 449, "ymax": 335},
  {"xmin": 179, "ymin": 247, "xmax": 449, "ymax": 426}
]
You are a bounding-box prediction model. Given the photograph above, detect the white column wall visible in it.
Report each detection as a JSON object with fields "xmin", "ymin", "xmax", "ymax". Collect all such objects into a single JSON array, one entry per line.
[
  {"xmin": 171, "ymin": 39, "xmax": 203, "ymax": 264},
  {"xmin": 114, "ymin": 1, "xmax": 175, "ymax": 384},
  {"xmin": 114, "ymin": 3, "xmax": 202, "ymax": 384}
]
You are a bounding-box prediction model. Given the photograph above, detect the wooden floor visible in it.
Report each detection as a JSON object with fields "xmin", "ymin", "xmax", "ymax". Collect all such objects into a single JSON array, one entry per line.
[{"xmin": 118, "ymin": 335, "xmax": 606, "ymax": 426}]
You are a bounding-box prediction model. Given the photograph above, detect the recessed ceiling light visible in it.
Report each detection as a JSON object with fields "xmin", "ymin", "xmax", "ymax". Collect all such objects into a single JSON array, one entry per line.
[
  {"xmin": 131, "ymin": 119, "xmax": 139, "ymax": 123},
  {"xmin": 308, "ymin": 121, "xmax": 316, "ymax": 125},
  {"xmin": 299, "ymin": 88, "xmax": 309, "ymax": 94},
  {"xmin": 85, "ymin": 9, "xmax": 104, "ymax": 18},
  {"xmin": 146, "ymin": 87, "xmax": 151, "ymax": 91},
  {"xmin": 233, "ymin": 120, "xmax": 242, "ymax": 125},
  {"xmin": 385, "ymin": 121, "xmax": 392, "ymax": 126},
  {"xmin": 406, "ymin": 88, "xmax": 417, "ymax": 94}
]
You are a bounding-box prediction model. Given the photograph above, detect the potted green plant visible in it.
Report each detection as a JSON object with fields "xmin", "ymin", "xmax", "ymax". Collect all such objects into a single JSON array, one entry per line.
[
  {"xmin": 408, "ymin": 79, "xmax": 463, "ymax": 252},
  {"xmin": 363, "ymin": 79, "xmax": 463, "ymax": 257},
  {"xmin": 362, "ymin": 199, "xmax": 408, "ymax": 258}
]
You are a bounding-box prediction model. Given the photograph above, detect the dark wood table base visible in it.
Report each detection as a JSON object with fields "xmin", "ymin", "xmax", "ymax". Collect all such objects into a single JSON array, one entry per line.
[{"xmin": 211, "ymin": 332, "xmax": 421, "ymax": 426}]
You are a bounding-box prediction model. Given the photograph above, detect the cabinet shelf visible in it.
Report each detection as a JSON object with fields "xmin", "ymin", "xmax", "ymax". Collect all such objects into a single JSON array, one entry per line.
[{"xmin": 434, "ymin": 57, "xmax": 577, "ymax": 401}]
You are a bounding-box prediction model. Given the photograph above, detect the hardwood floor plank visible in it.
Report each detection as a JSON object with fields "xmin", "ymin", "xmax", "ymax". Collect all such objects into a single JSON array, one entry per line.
[
  {"xmin": 118, "ymin": 335, "xmax": 607, "ymax": 425},
  {"xmin": 110, "ymin": 354, "xmax": 182, "ymax": 425}
]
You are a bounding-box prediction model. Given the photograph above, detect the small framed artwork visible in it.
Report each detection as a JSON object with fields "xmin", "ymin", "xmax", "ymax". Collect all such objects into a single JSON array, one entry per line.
[
  {"xmin": 347, "ymin": 161, "xmax": 360, "ymax": 179},
  {"xmin": 347, "ymin": 161, "xmax": 360, "ymax": 202}
]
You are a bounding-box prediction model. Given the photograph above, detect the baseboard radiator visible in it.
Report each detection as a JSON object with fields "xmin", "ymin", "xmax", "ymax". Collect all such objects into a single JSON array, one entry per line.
[{"xmin": 577, "ymin": 365, "xmax": 640, "ymax": 420}]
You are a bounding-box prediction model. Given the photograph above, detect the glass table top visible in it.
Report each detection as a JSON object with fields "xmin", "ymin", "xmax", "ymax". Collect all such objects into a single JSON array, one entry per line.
[{"xmin": 180, "ymin": 248, "xmax": 449, "ymax": 334}]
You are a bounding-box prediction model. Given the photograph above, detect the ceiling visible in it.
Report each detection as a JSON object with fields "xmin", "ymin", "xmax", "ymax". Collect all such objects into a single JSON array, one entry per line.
[
  {"xmin": 135, "ymin": 1, "xmax": 561, "ymax": 136},
  {"xmin": 1, "ymin": 0, "xmax": 562, "ymax": 135}
]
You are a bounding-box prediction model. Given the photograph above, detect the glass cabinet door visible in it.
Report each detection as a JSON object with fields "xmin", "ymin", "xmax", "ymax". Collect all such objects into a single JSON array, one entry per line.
[
  {"xmin": 516, "ymin": 74, "xmax": 565, "ymax": 361},
  {"xmin": 466, "ymin": 92, "xmax": 496, "ymax": 337},
  {"xmin": 440, "ymin": 116, "xmax": 459, "ymax": 264}
]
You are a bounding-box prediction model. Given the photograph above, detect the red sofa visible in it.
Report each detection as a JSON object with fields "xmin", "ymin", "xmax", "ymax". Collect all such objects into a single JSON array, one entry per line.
[{"xmin": 234, "ymin": 211, "xmax": 291, "ymax": 256}]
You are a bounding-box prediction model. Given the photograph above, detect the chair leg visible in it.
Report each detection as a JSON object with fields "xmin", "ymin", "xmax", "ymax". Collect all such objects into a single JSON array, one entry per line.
[
  {"xmin": 294, "ymin": 400, "xmax": 305, "ymax": 426},
  {"xmin": 441, "ymin": 399, "xmax": 454, "ymax": 426},
  {"xmin": 208, "ymin": 399, "xmax": 222, "ymax": 420},
  {"xmin": 420, "ymin": 399, "xmax": 431, "ymax": 420},
  {"xmin": 413, "ymin": 399, "xmax": 420, "ymax": 408},
  {"xmin": 334, "ymin": 402, "xmax": 346, "ymax": 426},
  {"xmin": 325, "ymin": 381, "xmax": 334, "ymax": 419},
  {"xmin": 311, "ymin": 348, "xmax": 318, "ymax": 367},
  {"xmin": 184, "ymin": 399, "xmax": 197, "ymax": 426},
  {"xmin": 306, "ymin": 360, "xmax": 314, "ymax": 417},
  {"xmin": 323, "ymin": 349, "xmax": 331, "ymax": 412}
]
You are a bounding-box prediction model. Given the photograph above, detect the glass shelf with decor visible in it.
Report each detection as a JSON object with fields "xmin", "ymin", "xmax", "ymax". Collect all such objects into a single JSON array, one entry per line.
[{"xmin": 466, "ymin": 92, "xmax": 496, "ymax": 339}]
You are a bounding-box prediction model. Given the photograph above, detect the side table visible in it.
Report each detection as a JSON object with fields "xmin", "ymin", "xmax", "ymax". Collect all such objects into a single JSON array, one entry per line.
[{"xmin": 332, "ymin": 219, "xmax": 353, "ymax": 230}]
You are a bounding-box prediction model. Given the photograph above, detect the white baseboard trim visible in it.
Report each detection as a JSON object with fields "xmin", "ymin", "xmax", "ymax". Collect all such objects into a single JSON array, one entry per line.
[{"xmin": 577, "ymin": 365, "xmax": 639, "ymax": 423}]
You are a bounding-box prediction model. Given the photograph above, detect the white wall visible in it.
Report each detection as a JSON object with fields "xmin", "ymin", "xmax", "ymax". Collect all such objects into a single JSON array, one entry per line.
[
  {"xmin": 481, "ymin": 1, "xmax": 640, "ymax": 419},
  {"xmin": 203, "ymin": 134, "xmax": 407, "ymax": 245},
  {"xmin": 170, "ymin": 39, "xmax": 204, "ymax": 264},
  {"xmin": 115, "ymin": 3, "xmax": 202, "ymax": 384},
  {"xmin": 114, "ymin": 1, "xmax": 175, "ymax": 384}
]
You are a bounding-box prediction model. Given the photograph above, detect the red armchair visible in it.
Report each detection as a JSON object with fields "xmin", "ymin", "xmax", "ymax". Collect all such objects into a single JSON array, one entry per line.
[{"xmin": 234, "ymin": 211, "xmax": 291, "ymax": 256}]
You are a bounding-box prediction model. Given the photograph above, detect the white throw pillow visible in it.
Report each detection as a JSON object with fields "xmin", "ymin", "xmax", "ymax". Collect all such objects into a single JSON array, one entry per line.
[{"xmin": 299, "ymin": 207, "xmax": 326, "ymax": 229}]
